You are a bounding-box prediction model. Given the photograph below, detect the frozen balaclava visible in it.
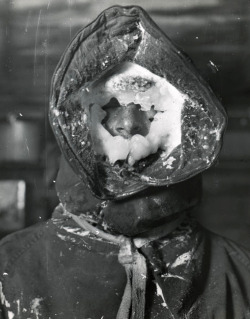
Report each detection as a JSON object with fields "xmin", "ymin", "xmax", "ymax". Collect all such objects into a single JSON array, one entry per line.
[{"xmin": 50, "ymin": 6, "xmax": 226, "ymax": 234}]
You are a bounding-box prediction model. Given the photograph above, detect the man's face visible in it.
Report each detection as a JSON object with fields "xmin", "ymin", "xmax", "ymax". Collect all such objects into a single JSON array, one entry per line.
[{"xmin": 82, "ymin": 62, "xmax": 185, "ymax": 166}]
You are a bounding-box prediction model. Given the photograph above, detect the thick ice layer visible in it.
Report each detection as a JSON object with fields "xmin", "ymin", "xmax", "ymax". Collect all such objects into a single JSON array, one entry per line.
[
  {"xmin": 82, "ymin": 62, "xmax": 186, "ymax": 112},
  {"xmin": 84, "ymin": 62, "xmax": 186, "ymax": 165}
]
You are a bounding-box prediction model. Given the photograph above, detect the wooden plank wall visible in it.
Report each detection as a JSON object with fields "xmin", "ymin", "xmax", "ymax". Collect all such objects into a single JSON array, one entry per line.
[{"xmin": 0, "ymin": 0, "xmax": 249, "ymax": 247}]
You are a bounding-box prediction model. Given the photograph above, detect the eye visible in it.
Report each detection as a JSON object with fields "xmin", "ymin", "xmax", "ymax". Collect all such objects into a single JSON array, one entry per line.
[{"xmin": 102, "ymin": 97, "xmax": 120, "ymax": 111}]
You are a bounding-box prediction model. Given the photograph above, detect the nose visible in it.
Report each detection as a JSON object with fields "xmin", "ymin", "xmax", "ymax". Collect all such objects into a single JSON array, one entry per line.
[{"xmin": 104, "ymin": 102, "xmax": 151, "ymax": 139}]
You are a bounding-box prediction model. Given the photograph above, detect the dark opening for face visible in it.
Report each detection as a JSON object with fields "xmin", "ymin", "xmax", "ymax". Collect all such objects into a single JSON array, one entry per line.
[{"xmin": 81, "ymin": 62, "xmax": 186, "ymax": 166}]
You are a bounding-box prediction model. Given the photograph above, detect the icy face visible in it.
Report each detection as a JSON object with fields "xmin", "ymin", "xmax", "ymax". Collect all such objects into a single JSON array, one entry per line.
[{"xmin": 81, "ymin": 62, "xmax": 186, "ymax": 165}]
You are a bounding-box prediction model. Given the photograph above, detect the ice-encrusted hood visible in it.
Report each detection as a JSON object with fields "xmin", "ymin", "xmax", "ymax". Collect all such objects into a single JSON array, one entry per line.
[{"xmin": 49, "ymin": 5, "xmax": 226, "ymax": 200}]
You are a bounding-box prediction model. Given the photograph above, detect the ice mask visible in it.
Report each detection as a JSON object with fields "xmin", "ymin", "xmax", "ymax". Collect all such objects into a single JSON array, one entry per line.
[{"xmin": 83, "ymin": 62, "xmax": 185, "ymax": 166}]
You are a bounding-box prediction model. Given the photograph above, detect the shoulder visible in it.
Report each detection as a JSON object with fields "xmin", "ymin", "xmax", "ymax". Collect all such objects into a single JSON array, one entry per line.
[
  {"xmin": 207, "ymin": 230, "xmax": 250, "ymax": 271},
  {"xmin": 199, "ymin": 231, "xmax": 250, "ymax": 317},
  {"xmin": 0, "ymin": 220, "xmax": 53, "ymax": 280}
]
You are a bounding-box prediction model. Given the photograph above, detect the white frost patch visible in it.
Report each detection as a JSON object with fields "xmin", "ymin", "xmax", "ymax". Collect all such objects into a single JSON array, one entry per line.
[
  {"xmin": 7, "ymin": 311, "xmax": 14, "ymax": 319},
  {"xmin": 171, "ymin": 251, "xmax": 192, "ymax": 268},
  {"xmin": 30, "ymin": 297, "xmax": 43, "ymax": 319},
  {"xmin": 16, "ymin": 299, "xmax": 20, "ymax": 315},
  {"xmin": 57, "ymin": 233, "xmax": 77, "ymax": 244},
  {"xmin": 155, "ymin": 282, "xmax": 168, "ymax": 308},
  {"xmin": 133, "ymin": 22, "xmax": 147, "ymax": 58},
  {"xmin": 57, "ymin": 233, "xmax": 67, "ymax": 241},
  {"xmin": 162, "ymin": 156, "xmax": 176, "ymax": 169},
  {"xmin": 208, "ymin": 60, "xmax": 219, "ymax": 72},
  {"xmin": 161, "ymin": 273, "xmax": 187, "ymax": 281},
  {"xmin": 73, "ymin": 230, "xmax": 90, "ymax": 237},
  {"xmin": 52, "ymin": 109, "xmax": 60, "ymax": 116},
  {"xmin": 0, "ymin": 281, "xmax": 10, "ymax": 308},
  {"xmin": 61, "ymin": 226, "xmax": 89, "ymax": 237},
  {"xmin": 61, "ymin": 226, "xmax": 81, "ymax": 233},
  {"xmin": 209, "ymin": 128, "xmax": 221, "ymax": 141}
]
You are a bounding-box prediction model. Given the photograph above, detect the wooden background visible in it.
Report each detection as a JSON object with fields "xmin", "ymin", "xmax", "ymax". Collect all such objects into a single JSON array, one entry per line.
[{"xmin": 0, "ymin": 0, "xmax": 249, "ymax": 247}]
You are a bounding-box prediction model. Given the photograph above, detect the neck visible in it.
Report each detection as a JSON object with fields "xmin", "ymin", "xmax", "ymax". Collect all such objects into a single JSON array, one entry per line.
[{"xmin": 102, "ymin": 178, "xmax": 201, "ymax": 236}]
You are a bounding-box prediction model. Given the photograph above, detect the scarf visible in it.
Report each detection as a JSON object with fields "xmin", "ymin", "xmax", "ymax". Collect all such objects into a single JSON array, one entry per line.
[{"xmin": 59, "ymin": 204, "xmax": 184, "ymax": 319}]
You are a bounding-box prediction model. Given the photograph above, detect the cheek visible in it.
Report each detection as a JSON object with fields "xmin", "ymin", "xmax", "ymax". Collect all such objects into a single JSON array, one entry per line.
[{"xmin": 102, "ymin": 110, "xmax": 121, "ymax": 135}]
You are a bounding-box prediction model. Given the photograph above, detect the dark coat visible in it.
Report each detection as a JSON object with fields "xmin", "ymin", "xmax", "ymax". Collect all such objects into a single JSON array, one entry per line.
[{"xmin": 0, "ymin": 207, "xmax": 250, "ymax": 319}]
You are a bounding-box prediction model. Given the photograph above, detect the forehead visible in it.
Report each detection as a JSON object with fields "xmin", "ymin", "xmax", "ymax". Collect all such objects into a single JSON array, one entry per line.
[{"xmin": 104, "ymin": 62, "xmax": 159, "ymax": 92}]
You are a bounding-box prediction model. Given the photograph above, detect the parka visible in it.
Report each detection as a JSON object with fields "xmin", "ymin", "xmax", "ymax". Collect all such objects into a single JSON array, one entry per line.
[{"xmin": 1, "ymin": 5, "xmax": 250, "ymax": 319}]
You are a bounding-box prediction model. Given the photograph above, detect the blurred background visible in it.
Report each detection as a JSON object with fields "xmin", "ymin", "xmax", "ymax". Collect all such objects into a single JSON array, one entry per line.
[{"xmin": 0, "ymin": 0, "xmax": 249, "ymax": 247}]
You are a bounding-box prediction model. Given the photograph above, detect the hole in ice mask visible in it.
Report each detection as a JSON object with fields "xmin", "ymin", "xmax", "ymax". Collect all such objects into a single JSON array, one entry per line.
[
  {"xmin": 82, "ymin": 62, "xmax": 186, "ymax": 166},
  {"xmin": 101, "ymin": 98, "xmax": 156, "ymax": 139}
]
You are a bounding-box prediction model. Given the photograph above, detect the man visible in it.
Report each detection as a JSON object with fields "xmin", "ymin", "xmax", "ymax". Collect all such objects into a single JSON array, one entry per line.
[{"xmin": 1, "ymin": 5, "xmax": 250, "ymax": 319}]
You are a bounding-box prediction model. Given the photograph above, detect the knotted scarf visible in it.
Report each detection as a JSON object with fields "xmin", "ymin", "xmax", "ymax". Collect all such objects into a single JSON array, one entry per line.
[{"xmin": 61, "ymin": 204, "xmax": 184, "ymax": 319}]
